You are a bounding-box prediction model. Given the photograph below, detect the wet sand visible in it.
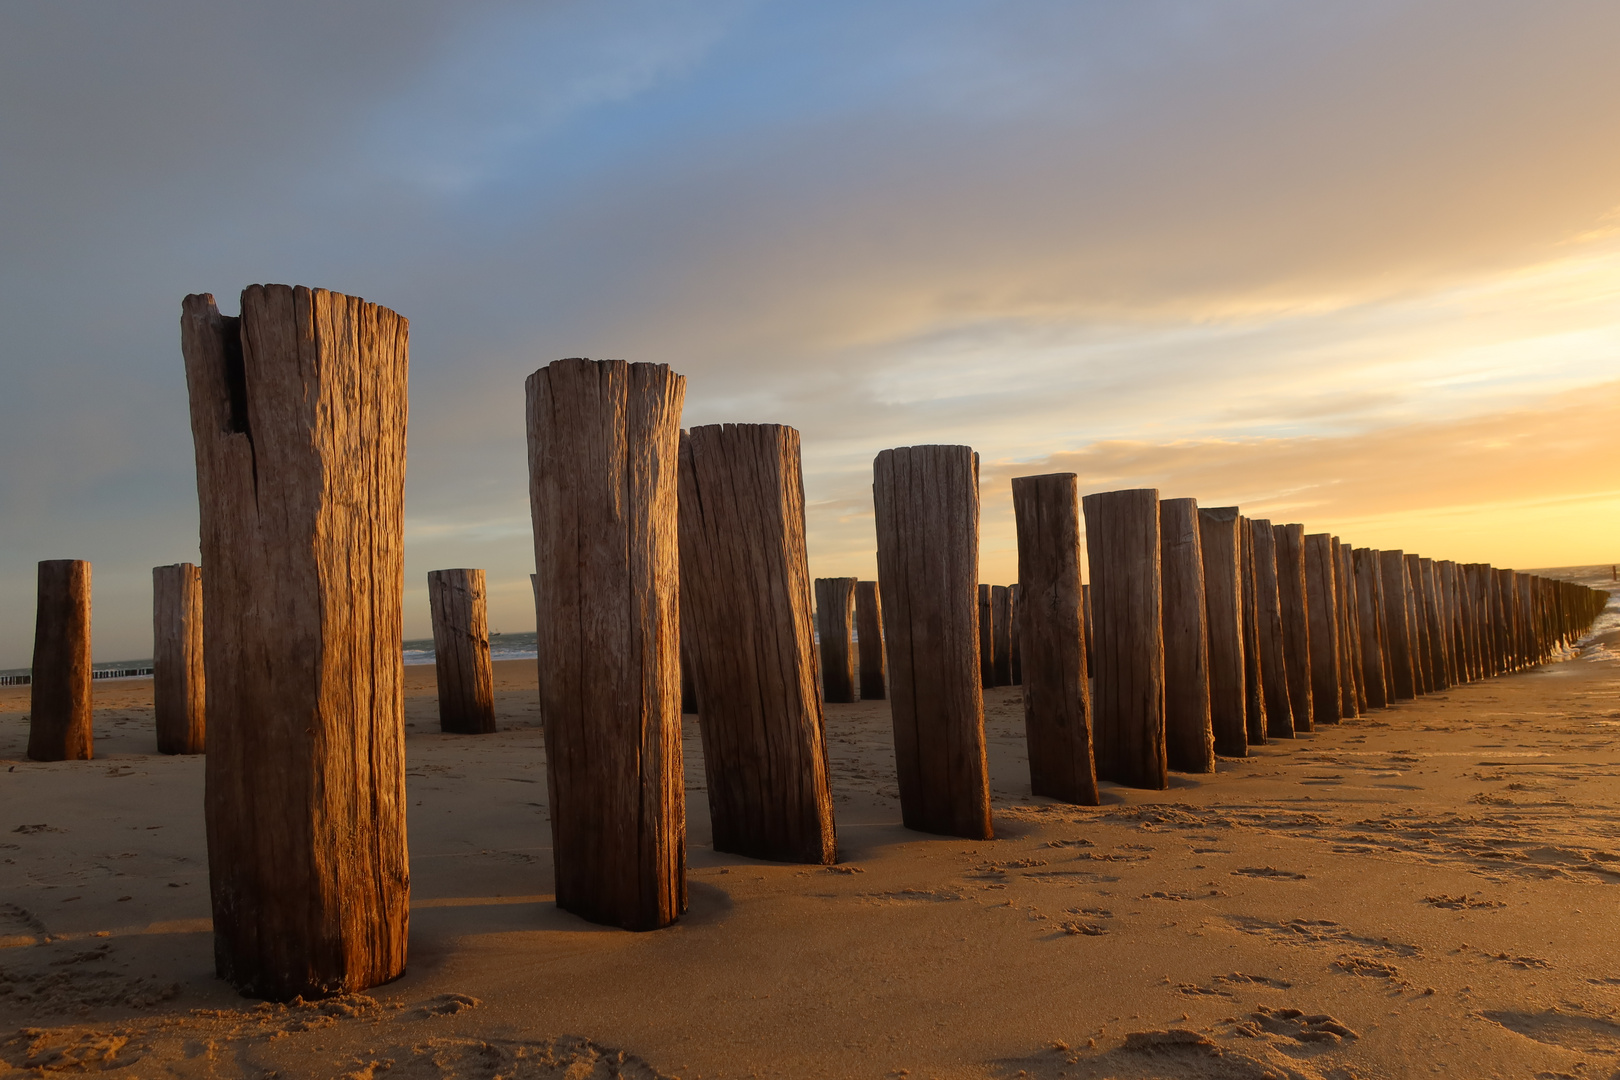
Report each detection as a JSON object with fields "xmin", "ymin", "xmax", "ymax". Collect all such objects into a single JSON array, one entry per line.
[{"xmin": 4, "ymin": 641, "xmax": 1620, "ymax": 1078}]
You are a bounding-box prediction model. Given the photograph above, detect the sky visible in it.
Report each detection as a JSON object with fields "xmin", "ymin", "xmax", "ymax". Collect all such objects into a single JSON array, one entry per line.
[{"xmin": 2, "ymin": 1, "xmax": 1618, "ymax": 666}]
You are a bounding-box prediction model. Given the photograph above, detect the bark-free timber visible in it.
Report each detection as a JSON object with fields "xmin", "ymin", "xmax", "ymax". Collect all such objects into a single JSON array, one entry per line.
[
  {"xmin": 28, "ymin": 559, "xmax": 93, "ymax": 762},
  {"xmin": 1380, "ymin": 550, "xmax": 1416, "ymax": 700},
  {"xmin": 152, "ymin": 562, "xmax": 205, "ymax": 755},
  {"xmin": 1303, "ymin": 534, "xmax": 1341, "ymax": 724},
  {"xmin": 678, "ymin": 424, "xmax": 836, "ymax": 865},
  {"xmin": 1160, "ymin": 498, "xmax": 1214, "ymax": 772},
  {"xmin": 1198, "ymin": 507, "xmax": 1247, "ymax": 757},
  {"xmin": 1249, "ymin": 519, "xmax": 1293, "ymax": 738},
  {"xmin": 1273, "ymin": 524, "xmax": 1314, "ymax": 732},
  {"xmin": 1238, "ymin": 517, "xmax": 1268, "ymax": 745},
  {"xmin": 1011, "ymin": 473, "xmax": 1098, "ymax": 804},
  {"xmin": 1353, "ymin": 549, "xmax": 1388, "ymax": 710},
  {"xmin": 1083, "ymin": 488, "xmax": 1167, "ymax": 790},
  {"xmin": 427, "ymin": 569, "xmax": 496, "ymax": 734},
  {"xmin": 856, "ymin": 580, "xmax": 886, "ymax": 701},
  {"xmin": 977, "ymin": 584, "xmax": 996, "ymax": 688},
  {"xmin": 873, "ymin": 445, "xmax": 992, "ymax": 839},
  {"xmin": 815, "ymin": 577, "xmax": 858, "ymax": 704},
  {"xmin": 992, "ymin": 585, "xmax": 1014, "ymax": 686},
  {"xmin": 181, "ymin": 286, "xmax": 408, "ymax": 1000},
  {"xmin": 527, "ymin": 356, "xmax": 686, "ymax": 930}
]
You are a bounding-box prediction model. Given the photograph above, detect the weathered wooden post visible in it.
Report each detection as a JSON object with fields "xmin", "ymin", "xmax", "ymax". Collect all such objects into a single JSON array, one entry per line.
[
  {"xmin": 1303, "ymin": 533, "xmax": 1341, "ymax": 724},
  {"xmin": 1011, "ymin": 473, "xmax": 1098, "ymax": 804},
  {"xmin": 856, "ymin": 580, "xmax": 886, "ymax": 700},
  {"xmin": 427, "ymin": 569, "xmax": 496, "ymax": 734},
  {"xmin": 1238, "ymin": 517, "xmax": 1268, "ymax": 745},
  {"xmin": 1334, "ymin": 540, "xmax": 1363, "ymax": 717},
  {"xmin": 977, "ymin": 583, "xmax": 996, "ymax": 688},
  {"xmin": 1405, "ymin": 555, "xmax": 1433, "ymax": 692},
  {"xmin": 815, "ymin": 577, "xmax": 858, "ymax": 704},
  {"xmin": 27, "ymin": 559, "xmax": 94, "ymax": 762},
  {"xmin": 1249, "ymin": 519, "xmax": 1293, "ymax": 738},
  {"xmin": 1160, "ymin": 497, "xmax": 1214, "ymax": 772},
  {"xmin": 1009, "ymin": 583, "xmax": 1024, "ymax": 685},
  {"xmin": 1418, "ymin": 558, "xmax": 1449, "ymax": 691},
  {"xmin": 1083, "ymin": 488, "xmax": 1167, "ymax": 789},
  {"xmin": 527, "ymin": 356, "xmax": 686, "ymax": 931},
  {"xmin": 152, "ymin": 562, "xmax": 205, "ymax": 755},
  {"xmin": 873, "ymin": 445, "xmax": 992, "ymax": 839},
  {"xmin": 1198, "ymin": 507, "xmax": 1246, "ymax": 757},
  {"xmin": 1273, "ymin": 524, "xmax": 1314, "ymax": 732},
  {"xmin": 1082, "ymin": 582, "xmax": 1094, "ymax": 676},
  {"xmin": 182, "ymin": 286, "xmax": 408, "ymax": 999},
  {"xmin": 1379, "ymin": 550, "xmax": 1416, "ymax": 699},
  {"xmin": 1352, "ymin": 548, "xmax": 1388, "ymax": 709},
  {"xmin": 678, "ymin": 423, "xmax": 836, "ymax": 865},
  {"xmin": 991, "ymin": 585, "xmax": 1014, "ymax": 686}
]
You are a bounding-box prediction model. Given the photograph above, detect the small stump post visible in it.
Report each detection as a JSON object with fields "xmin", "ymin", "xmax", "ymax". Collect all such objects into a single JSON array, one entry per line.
[
  {"xmin": 1160, "ymin": 497, "xmax": 1214, "ymax": 773},
  {"xmin": 1011, "ymin": 473, "xmax": 1098, "ymax": 805},
  {"xmin": 182, "ymin": 286, "xmax": 408, "ymax": 1000},
  {"xmin": 427, "ymin": 568, "xmax": 496, "ymax": 734},
  {"xmin": 977, "ymin": 584, "xmax": 996, "ymax": 688},
  {"xmin": 28, "ymin": 559, "xmax": 93, "ymax": 761},
  {"xmin": 991, "ymin": 585, "xmax": 1014, "ymax": 686},
  {"xmin": 1273, "ymin": 524, "xmax": 1314, "ymax": 732},
  {"xmin": 814, "ymin": 577, "xmax": 858, "ymax": 704},
  {"xmin": 873, "ymin": 445, "xmax": 992, "ymax": 839},
  {"xmin": 527, "ymin": 356, "xmax": 686, "ymax": 931},
  {"xmin": 1238, "ymin": 517, "xmax": 1268, "ymax": 745},
  {"xmin": 1083, "ymin": 488, "xmax": 1167, "ymax": 790},
  {"xmin": 1249, "ymin": 519, "xmax": 1294, "ymax": 738},
  {"xmin": 856, "ymin": 581, "xmax": 886, "ymax": 700},
  {"xmin": 1303, "ymin": 533, "xmax": 1341, "ymax": 724},
  {"xmin": 152, "ymin": 562, "xmax": 205, "ymax": 755},
  {"xmin": 1353, "ymin": 549, "xmax": 1389, "ymax": 709},
  {"xmin": 1198, "ymin": 507, "xmax": 1247, "ymax": 757},
  {"xmin": 679, "ymin": 424, "xmax": 836, "ymax": 864}
]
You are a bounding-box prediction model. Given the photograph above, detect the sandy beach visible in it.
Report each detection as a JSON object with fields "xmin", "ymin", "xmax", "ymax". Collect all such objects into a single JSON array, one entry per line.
[{"xmin": 5, "ymin": 625, "xmax": 1620, "ymax": 1078}]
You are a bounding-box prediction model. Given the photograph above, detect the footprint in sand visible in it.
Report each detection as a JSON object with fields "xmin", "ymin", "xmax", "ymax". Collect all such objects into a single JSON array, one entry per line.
[
  {"xmin": 1231, "ymin": 867, "xmax": 1307, "ymax": 880},
  {"xmin": 1482, "ymin": 1009, "xmax": 1620, "ymax": 1054}
]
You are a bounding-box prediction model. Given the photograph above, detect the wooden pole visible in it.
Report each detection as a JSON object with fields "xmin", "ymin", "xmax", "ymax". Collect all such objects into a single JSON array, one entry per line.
[
  {"xmin": 1082, "ymin": 583, "xmax": 1094, "ymax": 677},
  {"xmin": 1334, "ymin": 540, "xmax": 1363, "ymax": 717},
  {"xmin": 152, "ymin": 562, "xmax": 205, "ymax": 755},
  {"xmin": 1353, "ymin": 548, "xmax": 1388, "ymax": 709},
  {"xmin": 427, "ymin": 568, "xmax": 496, "ymax": 734},
  {"xmin": 1273, "ymin": 524, "xmax": 1314, "ymax": 732},
  {"xmin": 1198, "ymin": 507, "xmax": 1246, "ymax": 757},
  {"xmin": 977, "ymin": 583, "xmax": 996, "ymax": 688},
  {"xmin": 1379, "ymin": 550, "xmax": 1416, "ymax": 700},
  {"xmin": 856, "ymin": 580, "xmax": 886, "ymax": 701},
  {"xmin": 1160, "ymin": 497, "xmax": 1214, "ymax": 772},
  {"xmin": 873, "ymin": 445, "xmax": 991, "ymax": 839},
  {"xmin": 678, "ymin": 423, "xmax": 836, "ymax": 865},
  {"xmin": 1249, "ymin": 519, "xmax": 1293, "ymax": 738},
  {"xmin": 1303, "ymin": 533, "xmax": 1341, "ymax": 724},
  {"xmin": 1009, "ymin": 583, "xmax": 1023, "ymax": 685},
  {"xmin": 1083, "ymin": 488, "xmax": 1167, "ymax": 789},
  {"xmin": 1405, "ymin": 555, "xmax": 1433, "ymax": 693},
  {"xmin": 1238, "ymin": 517, "xmax": 1268, "ymax": 745},
  {"xmin": 1011, "ymin": 472, "xmax": 1098, "ymax": 804},
  {"xmin": 527, "ymin": 356, "xmax": 686, "ymax": 931},
  {"xmin": 182, "ymin": 286, "xmax": 408, "ymax": 999},
  {"xmin": 1419, "ymin": 558, "xmax": 1449, "ymax": 691},
  {"xmin": 27, "ymin": 559, "xmax": 93, "ymax": 762},
  {"xmin": 991, "ymin": 585, "xmax": 1013, "ymax": 686},
  {"xmin": 814, "ymin": 577, "xmax": 858, "ymax": 704}
]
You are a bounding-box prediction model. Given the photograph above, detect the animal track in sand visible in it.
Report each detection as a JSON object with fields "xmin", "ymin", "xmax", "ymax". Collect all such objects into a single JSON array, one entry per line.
[{"xmin": 1481, "ymin": 1009, "xmax": 1620, "ymax": 1053}]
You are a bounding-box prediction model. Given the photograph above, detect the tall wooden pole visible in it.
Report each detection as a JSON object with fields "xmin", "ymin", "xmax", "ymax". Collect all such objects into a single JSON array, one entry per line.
[
  {"xmin": 991, "ymin": 585, "xmax": 1014, "ymax": 686},
  {"xmin": 1273, "ymin": 524, "xmax": 1314, "ymax": 733},
  {"xmin": 815, "ymin": 577, "xmax": 858, "ymax": 704},
  {"xmin": 1238, "ymin": 517, "xmax": 1268, "ymax": 745},
  {"xmin": 1379, "ymin": 550, "xmax": 1416, "ymax": 700},
  {"xmin": 1405, "ymin": 555, "xmax": 1433, "ymax": 693},
  {"xmin": 1009, "ymin": 584, "xmax": 1024, "ymax": 685},
  {"xmin": 1198, "ymin": 507, "xmax": 1246, "ymax": 757},
  {"xmin": 678, "ymin": 424, "xmax": 836, "ymax": 865},
  {"xmin": 182, "ymin": 286, "xmax": 408, "ymax": 1000},
  {"xmin": 427, "ymin": 569, "xmax": 497, "ymax": 734},
  {"xmin": 1011, "ymin": 473, "xmax": 1098, "ymax": 804},
  {"xmin": 1160, "ymin": 498, "xmax": 1214, "ymax": 772},
  {"xmin": 977, "ymin": 584, "xmax": 996, "ymax": 688},
  {"xmin": 1419, "ymin": 558, "xmax": 1450, "ymax": 691},
  {"xmin": 1303, "ymin": 533, "xmax": 1341, "ymax": 725},
  {"xmin": 856, "ymin": 580, "xmax": 886, "ymax": 700},
  {"xmin": 1083, "ymin": 488, "xmax": 1167, "ymax": 789},
  {"xmin": 527, "ymin": 356, "xmax": 686, "ymax": 931},
  {"xmin": 1249, "ymin": 519, "xmax": 1293, "ymax": 738},
  {"xmin": 28, "ymin": 559, "xmax": 93, "ymax": 762},
  {"xmin": 1353, "ymin": 549, "xmax": 1388, "ymax": 709},
  {"xmin": 873, "ymin": 445, "xmax": 991, "ymax": 839},
  {"xmin": 1334, "ymin": 540, "xmax": 1363, "ymax": 717},
  {"xmin": 152, "ymin": 562, "xmax": 205, "ymax": 755}
]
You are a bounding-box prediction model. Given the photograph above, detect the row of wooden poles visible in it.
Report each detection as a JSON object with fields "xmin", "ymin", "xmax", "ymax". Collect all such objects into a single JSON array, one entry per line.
[{"xmin": 18, "ymin": 286, "xmax": 1606, "ymax": 1003}]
